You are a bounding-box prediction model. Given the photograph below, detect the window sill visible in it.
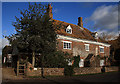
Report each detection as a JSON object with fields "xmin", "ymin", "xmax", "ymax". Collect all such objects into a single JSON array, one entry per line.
[
  {"xmin": 100, "ymin": 52, "xmax": 104, "ymax": 53},
  {"xmin": 63, "ymin": 48, "xmax": 72, "ymax": 50}
]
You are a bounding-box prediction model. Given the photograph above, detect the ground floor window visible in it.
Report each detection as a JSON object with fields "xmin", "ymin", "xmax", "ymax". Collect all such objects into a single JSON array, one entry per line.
[
  {"xmin": 85, "ymin": 44, "xmax": 89, "ymax": 51},
  {"xmin": 99, "ymin": 46, "xmax": 104, "ymax": 53}
]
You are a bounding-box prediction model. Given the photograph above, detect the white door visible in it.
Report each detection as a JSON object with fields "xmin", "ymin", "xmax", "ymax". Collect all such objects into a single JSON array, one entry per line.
[
  {"xmin": 100, "ymin": 60, "xmax": 105, "ymax": 66},
  {"xmin": 79, "ymin": 59, "xmax": 84, "ymax": 67}
]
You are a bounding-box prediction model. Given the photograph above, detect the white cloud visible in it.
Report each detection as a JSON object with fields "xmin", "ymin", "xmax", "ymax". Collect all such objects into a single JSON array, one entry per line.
[{"xmin": 84, "ymin": 5, "xmax": 119, "ymax": 36}]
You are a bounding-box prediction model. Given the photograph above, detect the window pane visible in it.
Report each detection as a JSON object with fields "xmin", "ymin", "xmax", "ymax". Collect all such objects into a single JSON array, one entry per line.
[
  {"xmin": 100, "ymin": 48, "xmax": 104, "ymax": 53},
  {"xmin": 64, "ymin": 43, "xmax": 66, "ymax": 48},
  {"xmin": 66, "ymin": 29, "xmax": 71, "ymax": 34},
  {"xmin": 69, "ymin": 43, "xmax": 71, "ymax": 49},
  {"xmin": 85, "ymin": 45, "xmax": 89, "ymax": 51},
  {"xmin": 67, "ymin": 43, "xmax": 69, "ymax": 49}
]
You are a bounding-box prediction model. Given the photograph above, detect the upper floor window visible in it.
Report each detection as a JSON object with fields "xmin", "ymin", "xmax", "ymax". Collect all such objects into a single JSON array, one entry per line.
[
  {"xmin": 66, "ymin": 25, "xmax": 72, "ymax": 34},
  {"xmin": 99, "ymin": 46, "xmax": 104, "ymax": 53},
  {"xmin": 63, "ymin": 41, "xmax": 72, "ymax": 49},
  {"xmin": 85, "ymin": 44, "xmax": 89, "ymax": 51}
]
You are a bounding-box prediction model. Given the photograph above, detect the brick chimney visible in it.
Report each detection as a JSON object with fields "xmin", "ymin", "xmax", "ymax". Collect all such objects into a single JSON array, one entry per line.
[
  {"xmin": 47, "ymin": 3, "xmax": 53, "ymax": 19},
  {"xmin": 78, "ymin": 17, "xmax": 83, "ymax": 27}
]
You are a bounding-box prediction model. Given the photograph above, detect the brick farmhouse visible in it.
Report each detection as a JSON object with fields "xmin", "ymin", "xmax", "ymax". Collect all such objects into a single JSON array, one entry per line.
[
  {"xmin": 47, "ymin": 4, "xmax": 111, "ymax": 67},
  {"xmin": 3, "ymin": 4, "xmax": 111, "ymax": 68}
]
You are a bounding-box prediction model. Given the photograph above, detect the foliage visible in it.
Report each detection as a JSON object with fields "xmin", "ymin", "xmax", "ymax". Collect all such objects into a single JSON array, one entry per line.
[
  {"xmin": 109, "ymin": 34, "xmax": 120, "ymax": 66},
  {"xmin": 114, "ymin": 34, "xmax": 120, "ymax": 62},
  {"xmin": 114, "ymin": 49, "xmax": 120, "ymax": 60},
  {"xmin": 6, "ymin": 3, "xmax": 50, "ymax": 52},
  {"xmin": 5, "ymin": 3, "xmax": 63, "ymax": 67},
  {"xmin": 35, "ymin": 50, "xmax": 68, "ymax": 68},
  {"xmin": 99, "ymin": 32, "xmax": 117, "ymax": 41},
  {"xmin": 2, "ymin": 46, "xmax": 12, "ymax": 56},
  {"xmin": 73, "ymin": 55, "xmax": 80, "ymax": 67},
  {"xmin": 97, "ymin": 55, "xmax": 100, "ymax": 58},
  {"xmin": 64, "ymin": 65, "xmax": 74, "ymax": 76}
]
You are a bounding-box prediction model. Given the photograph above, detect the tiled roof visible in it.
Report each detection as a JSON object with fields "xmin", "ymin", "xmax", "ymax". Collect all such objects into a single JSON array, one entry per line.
[{"xmin": 53, "ymin": 19, "xmax": 107, "ymax": 43}]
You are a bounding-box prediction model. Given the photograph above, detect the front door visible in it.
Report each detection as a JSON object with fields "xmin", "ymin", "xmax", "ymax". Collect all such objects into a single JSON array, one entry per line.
[{"xmin": 79, "ymin": 59, "xmax": 84, "ymax": 67}]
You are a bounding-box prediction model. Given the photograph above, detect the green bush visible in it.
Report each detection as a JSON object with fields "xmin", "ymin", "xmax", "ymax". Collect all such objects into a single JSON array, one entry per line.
[
  {"xmin": 35, "ymin": 50, "xmax": 68, "ymax": 68},
  {"xmin": 64, "ymin": 65, "xmax": 74, "ymax": 76},
  {"xmin": 73, "ymin": 55, "xmax": 80, "ymax": 67}
]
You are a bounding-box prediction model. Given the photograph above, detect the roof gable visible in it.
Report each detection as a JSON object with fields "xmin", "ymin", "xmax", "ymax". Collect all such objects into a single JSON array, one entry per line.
[{"xmin": 67, "ymin": 25, "xmax": 72, "ymax": 29}]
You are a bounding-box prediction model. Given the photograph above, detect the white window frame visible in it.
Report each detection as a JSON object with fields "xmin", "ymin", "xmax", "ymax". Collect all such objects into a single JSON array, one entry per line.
[
  {"xmin": 66, "ymin": 25, "xmax": 72, "ymax": 34},
  {"xmin": 84, "ymin": 44, "xmax": 89, "ymax": 51},
  {"xmin": 99, "ymin": 46, "xmax": 104, "ymax": 53},
  {"xmin": 63, "ymin": 41, "xmax": 72, "ymax": 50}
]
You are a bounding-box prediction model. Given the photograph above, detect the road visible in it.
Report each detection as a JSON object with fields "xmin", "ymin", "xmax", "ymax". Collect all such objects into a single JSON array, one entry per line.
[{"xmin": 2, "ymin": 72, "xmax": 120, "ymax": 84}]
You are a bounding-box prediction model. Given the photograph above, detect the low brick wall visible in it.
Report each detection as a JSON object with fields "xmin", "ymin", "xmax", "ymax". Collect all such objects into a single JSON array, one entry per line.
[
  {"xmin": 43, "ymin": 68, "xmax": 64, "ymax": 76},
  {"xmin": 25, "ymin": 62, "xmax": 64, "ymax": 76},
  {"xmin": 74, "ymin": 67, "xmax": 101, "ymax": 75},
  {"xmin": 74, "ymin": 66, "xmax": 119, "ymax": 75},
  {"xmin": 26, "ymin": 68, "xmax": 64, "ymax": 76},
  {"xmin": 26, "ymin": 68, "xmax": 42, "ymax": 76},
  {"xmin": 25, "ymin": 62, "xmax": 119, "ymax": 76},
  {"xmin": 105, "ymin": 66, "xmax": 119, "ymax": 72},
  {"xmin": 26, "ymin": 65, "xmax": 64, "ymax": 76}
]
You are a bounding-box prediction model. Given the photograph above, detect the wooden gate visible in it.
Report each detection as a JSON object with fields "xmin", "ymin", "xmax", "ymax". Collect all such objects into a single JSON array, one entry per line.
[{"xmin": 17, "ymin": 56, "xmax": 26, "ymax": 76}]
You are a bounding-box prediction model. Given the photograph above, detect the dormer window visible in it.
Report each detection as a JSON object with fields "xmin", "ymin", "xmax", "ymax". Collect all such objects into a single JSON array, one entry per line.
[
  {"xmin": 66, "ymin": 29, "xmax": 72, "ymax": 34},
  {"xmin": 95, "ymin": 32, "xmax": 98, "ymax": 39},
  {"xmin": 92, "ymin": 32, "xmax": 98, "ymax": 39},
  {"xmin": 66, "ymin": 25, "xmax": 72, "ymax": 34}
]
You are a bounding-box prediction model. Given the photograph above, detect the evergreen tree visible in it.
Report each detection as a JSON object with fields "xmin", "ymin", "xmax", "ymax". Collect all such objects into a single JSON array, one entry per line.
[
  {"xmin": 6, "ymin": 3, "xmax": 57, "ymax": 67},
  {"xmin": 5, "ymin": 3, "xmax": 68, "ymax": 77}
]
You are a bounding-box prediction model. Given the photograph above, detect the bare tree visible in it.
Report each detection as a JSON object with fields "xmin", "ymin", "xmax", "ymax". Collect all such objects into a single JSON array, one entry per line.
[{"xmin": 99, "ymin": 32, "xmax": 118, "ymax": 41}]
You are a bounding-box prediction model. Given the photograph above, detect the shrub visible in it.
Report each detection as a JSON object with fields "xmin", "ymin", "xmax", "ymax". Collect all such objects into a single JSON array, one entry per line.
[
  {"xmin": 35, "ymin": 50, "xmax": 68, "ymax": 68},
  {"xmin": 73, "ymin": 55, "xmax": 80, "ymax": 67},
  {"xmin": 64, "ymin": 65, "xmax": 74, "ymax": 76}
]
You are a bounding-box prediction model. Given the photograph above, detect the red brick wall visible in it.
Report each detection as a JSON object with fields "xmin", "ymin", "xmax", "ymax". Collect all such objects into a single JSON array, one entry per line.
[
  {"xmin": 26, "ymin": 62, "xmax": 64, "ymax": 76},
  {"xmin": 57, "ymin": 39, "xmax": 110, "ymax": 59},
  {"xmin": 74, "ymin": 67, "xmax": 119, "ymax": 75}
]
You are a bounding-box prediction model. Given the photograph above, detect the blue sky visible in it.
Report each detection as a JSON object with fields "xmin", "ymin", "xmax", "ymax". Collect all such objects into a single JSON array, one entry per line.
[{"xmin": 2, "ymin": 2, "xmax": 118, "ymax": 37}]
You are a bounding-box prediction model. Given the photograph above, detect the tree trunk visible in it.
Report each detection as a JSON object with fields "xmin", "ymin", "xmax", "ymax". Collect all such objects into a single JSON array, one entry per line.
[
  {"xmin": 32, "ymin": 51, "xmax": 35, "ymax": 67},
  {"xmin": 41, "ymin": 55, "xmax": 45, "ymax": 78}
]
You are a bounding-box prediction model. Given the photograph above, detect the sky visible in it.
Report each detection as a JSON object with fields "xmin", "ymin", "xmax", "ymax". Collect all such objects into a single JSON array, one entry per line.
[
  {"xmin": 0, "ymin": 2, "xmax": 119, "ymax": 54},
  {"xmin": 2, "ymin": 2, "xmax": 119, "ymax": 35}
]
